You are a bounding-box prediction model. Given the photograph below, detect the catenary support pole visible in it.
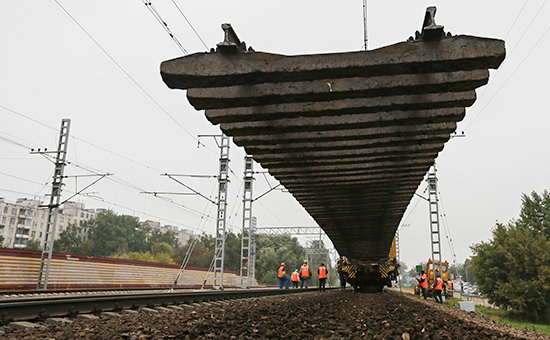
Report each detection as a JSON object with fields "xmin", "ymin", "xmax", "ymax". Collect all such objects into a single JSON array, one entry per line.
[
  {"xmin": 36, "ymin": 119, "xmax": 71, "ymax": 290},
  {"xmin": 239, "ymin": 155, "xmax": 254, "ymax": 288},
  {"xmin": 213, "ymin": 135, "xmax": 230, "ymax": 289}
]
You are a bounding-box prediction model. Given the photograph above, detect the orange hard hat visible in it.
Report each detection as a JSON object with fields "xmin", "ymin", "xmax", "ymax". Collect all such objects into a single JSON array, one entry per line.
[
  {"xmin": 281, "ymin": 262, "xmax": 285, "ymax": 266},
  {"xmin": 304, "ymin": 260, "xmax": 308, "ymax": 263}
]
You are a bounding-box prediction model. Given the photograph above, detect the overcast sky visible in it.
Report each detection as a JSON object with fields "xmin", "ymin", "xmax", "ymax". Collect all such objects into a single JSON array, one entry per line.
[{"xmin": 1, "ymin": 1, "xmax": 549, "ymax": 271}]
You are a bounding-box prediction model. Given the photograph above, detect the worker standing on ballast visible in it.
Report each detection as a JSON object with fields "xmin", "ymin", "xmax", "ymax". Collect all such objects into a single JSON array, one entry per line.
[
  {"xmin": 447, "ymin": 278, "xmax": 454, "ymax": 292},
  {"xmin": 416, "ymin": 270, "xmax": 427, "ymax": 299},
  {"xmin": 433, "ymin": 273, "xmax": 444, "ymax": 304},
  {"xmin": 300, "ymin": 260, "xmax": 310, "ymax": 289},
  {"xmin": 318, "ymin": 263, "xmax": 327, "ymax": 292},
  {"xmin": 278, "ymin": 262, "xmax": 290, "ymax": 289},
  {"xmin": 291, "ymin": 269, "xmax": 299, "ymax": 289}
]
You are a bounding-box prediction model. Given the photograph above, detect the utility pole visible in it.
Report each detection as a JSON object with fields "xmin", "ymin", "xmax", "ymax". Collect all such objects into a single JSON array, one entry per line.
[
  {"xmin": 427, "ymin": 165, "xmax": 442, "ymax": 283},
  {"xmin": 213, "ymin": 135, "xmax": 230, "ymax": 289},
  {"xmin": 363, "ymin": 0, "xmax": 368, "ymax": 50},
  {"xmin": 35, "ymin": 119, "xmax": 71, "ymax": 290},
  {"xmin": 239, "ymin": 155, "xmax": 254, "ymax": 288}
]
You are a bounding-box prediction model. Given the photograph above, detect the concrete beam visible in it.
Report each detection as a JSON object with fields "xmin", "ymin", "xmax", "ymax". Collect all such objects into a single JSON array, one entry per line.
[
  {"xmin": 233, "ymin": 122, "xmax": 456, "ymax": 146},
  {"xmin": 188, "ymin": 70, "xmax": 488, "ymax": 110},
  {"xmin": 220, "ymin": 107, "xmax": 465, "ymax": 136},
  {"xmin": 161, "ymin": 36, "xmax": 505, "ymax": 89}
]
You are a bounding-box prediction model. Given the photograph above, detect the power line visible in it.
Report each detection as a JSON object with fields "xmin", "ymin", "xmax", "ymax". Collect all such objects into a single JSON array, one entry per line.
[
  {"xmin": 142, "ymin": 0, "xmax": 188, "ymax": 55},
  {"xmin": 52, "ymin": 0, "xmax": 208, "ymax": 149},
  {"xmin": 463, "ymin": 0, "xmax": 550, "ymax": 130},
  {"xmin": 463, "ymin": 20, "xmax": 550, "ymax": 131},
  {"xmin": 170, "ymin": 0, "xmax": 209, "ymax": 50}
]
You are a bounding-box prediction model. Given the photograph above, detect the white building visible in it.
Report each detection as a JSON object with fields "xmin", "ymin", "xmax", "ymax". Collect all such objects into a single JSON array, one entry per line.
[
  {"xmin": 143, "ymin": 220, "xmax": 194, "ymax": 247},
  {"xmin": 0, "ymin": 198, "xmax": 96, "ymax": 249}
]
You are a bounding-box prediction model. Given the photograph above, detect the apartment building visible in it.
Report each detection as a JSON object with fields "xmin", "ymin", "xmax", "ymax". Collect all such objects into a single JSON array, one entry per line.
[
  {"xmin": 0, "ymin": 198, "xmax": 96, "ymax": 249},
  {"xmin": 0, "ymin": 198, "xmax": 195, "ymax": 250},
  {"xmin": 143, "ymin": 220, "xmax": 194, "ymax": 247}
]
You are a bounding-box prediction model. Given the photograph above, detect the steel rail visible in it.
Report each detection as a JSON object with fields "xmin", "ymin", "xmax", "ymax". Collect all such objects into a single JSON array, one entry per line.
[{"xmin": 0, "ymin": 287, "xmax": 334, "ymax": 324}]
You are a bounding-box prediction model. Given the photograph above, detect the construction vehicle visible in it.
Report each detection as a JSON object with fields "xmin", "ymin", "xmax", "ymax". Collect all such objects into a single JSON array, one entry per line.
[
  {"xmin": 414, "ymin": 258, "xmax": 453, "ymax": 298},
  {"xmin": 341, "ymin": 237, "xmax": 399, "ymax": 293}
]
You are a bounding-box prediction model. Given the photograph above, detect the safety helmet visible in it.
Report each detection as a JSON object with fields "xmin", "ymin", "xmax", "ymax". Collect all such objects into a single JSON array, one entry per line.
[
  {"xmin": 281, "ymin": 262, "xmax": 285, "ymax": 266},
  {"xmin": 304, "ymin": 260, "xmax": 308, "ymax": 263}
]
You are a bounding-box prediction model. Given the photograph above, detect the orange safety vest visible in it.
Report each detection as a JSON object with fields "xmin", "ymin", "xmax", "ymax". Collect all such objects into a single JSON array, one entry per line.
[
  {"xmin": 447, "ymin": 280, "xmax": 454, "ymax": 289},
  {"xmin": 300, "ymin": 265, "xmax": 310, "ymax": 278},
  {"xmin": 434, "ymin": 277, "xmax": 443, "ymax": 290},
  {"xmin": 278, "ymin": 266, "xmax": 286, "ymax": 278},
  {"xmin": 291, "ymin": 271, "xmax": 299, "ymax": 282},
  {"xmin": 420, "ymin": 273, "xmax": 427, "ymax": 289},
  {"xmin": 318, "ymin": 266, "xmax": 327, "ymax": 279}
]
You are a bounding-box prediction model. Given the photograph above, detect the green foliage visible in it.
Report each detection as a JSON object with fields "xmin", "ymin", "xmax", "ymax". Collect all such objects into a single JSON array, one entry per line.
[
  {"xmin": 254, "ymin": 235, "xmax": 305, "ymax": 285},
  {"xmin": 0, "ymin": 224, "xmax": 4, "ymax": 246},
  {"xmin": 475, "ymin": 305, "xmax": 550, "ymax": 335},
  {"xmin": 517, "ymin": 189, "xmax": 550, "ymax": 238},
  {"xmin": 24, "ymin": 238, "xmax": 42, "ymax": 251},
  {"xmin": 53, "ymin": 224, "xmax": 82, "ymax": 253},
  {"xmin": 174, "ymin": 233, "xmax": 215, "ymax": 269},
  {"xmin": 53, "ymin": 211, "xmax": 179, "ymax": 262},
  {"xmin": 149, "ymin": 230, "xmax": 177, "ymax": 248},
  {"xmin": 471, "ymin": 189, "xmax": 550, "ymax": 323}
]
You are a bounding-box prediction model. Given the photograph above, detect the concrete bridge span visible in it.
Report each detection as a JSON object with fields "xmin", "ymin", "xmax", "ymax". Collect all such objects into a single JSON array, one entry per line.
[{"xmin": 160, "ymin": 9, "xmax": 505, "ymax": 261}]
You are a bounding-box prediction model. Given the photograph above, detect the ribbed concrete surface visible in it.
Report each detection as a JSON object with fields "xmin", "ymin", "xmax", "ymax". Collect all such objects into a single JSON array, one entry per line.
[{"xmin": 160, "ymin": 33, "xmax": 505, "ymax": 261}]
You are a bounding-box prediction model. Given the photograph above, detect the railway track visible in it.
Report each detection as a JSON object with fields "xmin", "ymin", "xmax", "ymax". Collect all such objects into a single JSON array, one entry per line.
[{"xmin": 0, "ymin": 287, "xmax": 332, "ymax": 325}]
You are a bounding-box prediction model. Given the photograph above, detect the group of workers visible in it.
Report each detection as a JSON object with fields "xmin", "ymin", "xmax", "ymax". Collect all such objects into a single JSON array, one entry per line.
[
  {"xmin": 278, "ymin": 260, "xmax": 328, "ymax": 291},
  {"xmin": 416, "ymin": 270, "xmax": 454, "ymax": 304}
]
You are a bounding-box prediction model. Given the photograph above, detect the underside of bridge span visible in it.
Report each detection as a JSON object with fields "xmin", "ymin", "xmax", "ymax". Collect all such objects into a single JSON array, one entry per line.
[{"xmin": 160, "ymin": 8, "xmax": 505, "ymax": 261}]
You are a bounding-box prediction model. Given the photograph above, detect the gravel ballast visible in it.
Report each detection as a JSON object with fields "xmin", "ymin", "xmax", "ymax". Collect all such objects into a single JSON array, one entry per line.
[{"xmin": 1, "ymin": 290, "xmax": 548, "ymax": 339}]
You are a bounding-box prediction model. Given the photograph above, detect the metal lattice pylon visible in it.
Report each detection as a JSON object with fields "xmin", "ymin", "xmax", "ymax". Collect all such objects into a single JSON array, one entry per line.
[
  {"xmin": 239, "ymin": 156, "xmax": 254, "ymax": 288},
  {"xmin": 213, "ymin": 135, "xmax": 230, "ymax": 289},
  {"xmin": 36, "ymin": 119, "xmax": 71, "ymax": 290},
  {"xmin": 427, "ymin": 165, "xmax": 442, "ymax": 280}
]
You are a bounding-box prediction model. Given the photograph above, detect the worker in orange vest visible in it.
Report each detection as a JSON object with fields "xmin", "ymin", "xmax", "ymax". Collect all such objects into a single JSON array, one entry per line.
[
  {"xmin": 278, "ymin": 262, "xmax": 289, "ymax": 289},
  {"xmin": 318, "ymin": 263, "xmax": 327, "ymax": 292},
  {"xmin": 447, "ymin": 279, "xmax": 454, "ymax": 292},
  {"xmin": 416, "ymin": 270, "xmax": 428, "ymax": 300},
  {"xmin": 291, "ymin": 269, "xmax": 300, "ymax": 289},
  {"xmin": 433, "ymin": 273, "xmax": 444, "ymax": 303},
  {"xmin": 299, "ymin": 260, "xmax": 310, "ymax": 289}
]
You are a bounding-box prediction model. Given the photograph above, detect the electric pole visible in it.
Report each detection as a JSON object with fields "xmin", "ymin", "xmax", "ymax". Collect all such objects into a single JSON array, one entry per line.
[{"xmin": 35, "ymin": 119, "xmax": 71, "ymax": 290}]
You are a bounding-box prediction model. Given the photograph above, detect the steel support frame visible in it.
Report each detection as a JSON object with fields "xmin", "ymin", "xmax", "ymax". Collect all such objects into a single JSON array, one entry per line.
[
  {"xmin": 239, "ymin": 156, "xmax": 254, "ymax": 288},
  {"xmin": 213, "ymin": 135, "xmax": 230, "ymax": 289},
  {"xmin": 36, "ymin": 119, "xmax": 71, "ymax": 290},
  {"xmin": 427, "ymin": 166, "xmax": 442, "ymax": 282}
]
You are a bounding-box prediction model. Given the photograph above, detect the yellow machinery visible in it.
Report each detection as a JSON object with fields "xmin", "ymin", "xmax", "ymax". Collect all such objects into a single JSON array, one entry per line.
[
  {"xmin": 414, "ymin": 258, "xmax": 452, "ymax": 297},
  {"xmin": 341, "ymin": 237, "xmax": 399, "ymax": 293}
]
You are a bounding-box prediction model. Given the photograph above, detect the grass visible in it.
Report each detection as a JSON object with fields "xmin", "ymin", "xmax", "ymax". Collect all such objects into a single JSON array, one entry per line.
[
  {"xmin": 403, "ymin": 291, "xmax": 550, "ymax": 335},
  {"xmin": 474, "ymin": 305, "xmax": 550, "ymax": 335}
]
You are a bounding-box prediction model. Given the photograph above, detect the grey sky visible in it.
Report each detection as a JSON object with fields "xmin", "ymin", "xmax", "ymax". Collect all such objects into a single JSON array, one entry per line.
[{"xmin": 1, "ymin": 1, "xmax": 549, "ymax": 270}]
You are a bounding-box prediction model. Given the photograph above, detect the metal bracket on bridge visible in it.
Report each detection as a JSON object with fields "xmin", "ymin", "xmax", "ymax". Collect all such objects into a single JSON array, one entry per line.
[
  {"xmin": 411, "ymin": 6, "xmax": 450, "ymax": 42},
  {"xmin": 216, "ymin": 23, "xmax": 254, "ymax": 53}
]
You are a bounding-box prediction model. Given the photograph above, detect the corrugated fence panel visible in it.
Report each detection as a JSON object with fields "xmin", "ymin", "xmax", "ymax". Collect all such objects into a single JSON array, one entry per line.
[{"xmin": 0, "ymin": 249, "xmax": 250, "ymax": 290}]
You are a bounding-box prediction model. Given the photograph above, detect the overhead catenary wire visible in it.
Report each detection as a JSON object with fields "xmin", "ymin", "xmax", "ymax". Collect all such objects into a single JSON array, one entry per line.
[
  {"xmin": 52, "ymin": 0, "xmax": 215, "ymax": 153},
  {"xmin": 142, "ymin": 0, "xmax": 188, "ymax": 55},
  {"xmin": 170, "ymin": 0, "xmax": 209, "ymax": 50},
  {"xmin": 0, "ymin": 102, "xmax": 222, "ymax": 228},
  {"xmin": 462, "ymin": 0, "xmax": 550, "ymax": 130}
]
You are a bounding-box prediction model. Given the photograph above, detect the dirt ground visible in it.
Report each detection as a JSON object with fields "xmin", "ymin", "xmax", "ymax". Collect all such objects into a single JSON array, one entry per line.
[{"xmin": 1, "ymin": 290, "xmax": 548, "ymax": 339}]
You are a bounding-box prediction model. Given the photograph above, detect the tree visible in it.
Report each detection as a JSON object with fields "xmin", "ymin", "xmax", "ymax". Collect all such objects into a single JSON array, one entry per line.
[
  {"xmin": 254, "ymin": 235, "xmax": 305, "ymax": 285},
  {"xmin": 149, "ymin": 230, "xmax": 177, "ymax": 248},
  {"xmin": 24, "ymin": 238, "xmax": 42, "ymax": 251},
  {"xmin": 174, "ymin": 233, "xmax": 215, "ymax": 269},
  {"xmin": 84, "ymin": 210, "xmax": 146, "ymax": 257},
  {"xmin": 517, "ymin": 189, "xmax": 550, "ymax": 238},
  {"xmin": 471, "ymin": 189, "xmax": 550, "ymax": 323},
  {"xmin": 0, "ymin": 224, "xmax": 4, "ymax": 246},
  {"xmin": 53, "ymin": 224, "xmax": 82, "ymax": 253}
]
